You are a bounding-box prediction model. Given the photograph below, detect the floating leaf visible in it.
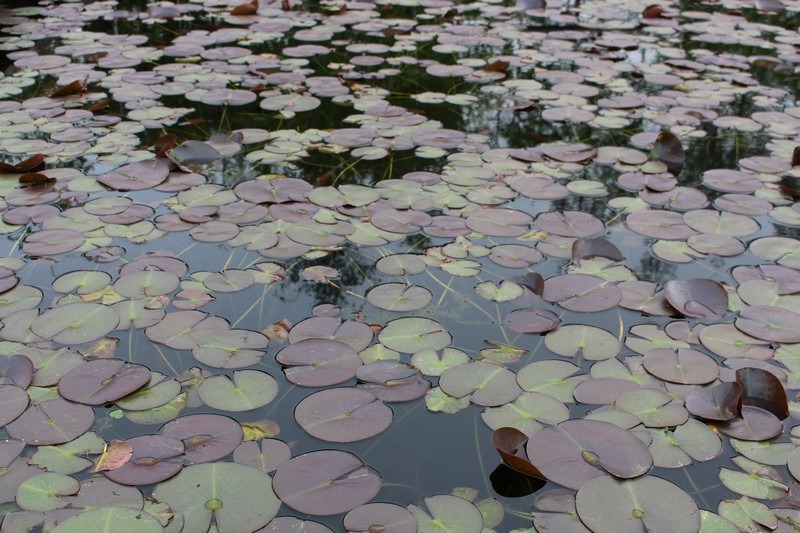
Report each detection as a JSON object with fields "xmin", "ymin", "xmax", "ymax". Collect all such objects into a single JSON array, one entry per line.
[
  {"xmin": 159, "ymin": 414, "xmax": 242, "ymax": 463},
  {"xmin": 367, "ymin": 283, "xmax": 432, "ymax": 311},
  {"xmin": 294, "ymin": 388, "xmax": 392, "ymax": 442},
  {"xmin": 664, "ymin": 279, "xmax": 728, "ymax": 318},
  {"xmin": 103, "ymin": 435, "xmax": 184, "ymax": 486},
  {"xmin": 439, "ymin": 361, "xmax": 522, "ymax": 407},
  {"xmin": 31, "ymin": 303, "xmax": 120, "ymax": 345},
  {"xmin": 343, "ymin": 503, "xmax": 418, "ymax": 533},
  {"xmin": 273, "ymin": 450, "xmax": 381, "ymax": 516},
  {"xmin": 92, "ymin": 439, "xmax": 133, "ymax": 473},
  {"xmin": 408, "ymin": 494, "xmax": 484, "ymax": 533},
  {"xmin": 276, "ymin": 339, "xmax": 362, "ymax": 386},
  {"xmin": 576, "ymin": 475, "xmax": 699, "ymax": 533},
  {"xmin": 16, "ymin": 473, "xmax": 80, "ymax": 511},
  {"xmin": 198, "ymin": 370, "xmax": 278, "ymax": 412},
  {"xmin": 379, "ymin": 318, "xmax": 451, "ymax": 353},
  {"xmin": 51, "ymin": 506, "xmax": 164, "ymax": 533},
  {"xmin": 545, "ymin": 325, "xmax": 620, "ymax": 360},
  {"xmin": 58, "ymin": 359, "xmax": 151, "ymax": 405},
  {"xmin": 6, "ymin": 398, "xmax": 95, "ymax": 446},
  {"xmin": 526, "ymin": 419, "xmax": 653, "ymax": 490},
  {"xmin": 152, "ymin": 462, "xmax": 280, "ymax": 532}
]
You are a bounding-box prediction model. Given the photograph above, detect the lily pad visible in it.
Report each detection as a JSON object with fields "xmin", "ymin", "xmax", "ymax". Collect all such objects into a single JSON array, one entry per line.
[
  {"xmin": 159, "ymin": 414, "xmax": 243, "ymax": 463},
  {"xmin": 58, "ymin": 359, "xmax": 151, "ymax": 406},
  {"xmin": 52, "ymin": 506, "xmax": 163, "ymax": 533},
  {"xmin": 6, "ymin": 398, "xmax": 95, "ymax": 445},
  {"xmin": 276, "ymin": 338, "xmax": 362, "ymax": 387},
  {"xmin": 273, "ymin": 450, "xmax": 381, "ymax": 516},
  {"xmin": 294, "ymin": 388, "xmax": 392, "ymax": 442},
  {"xmin": 575, "ymin": 475, "xmax": 699, "ymax": 533},
  {"xmin": 408, "ymin": 494, "xmax": 484, "ymax": 533},
  {"xmin": 103, "ymin": 435, "xmax": 184, "ymax": 486},
  {"xmin": 526, "ymin": 419, "xmax": 653, "ymax": 490},
  {"xmin": 379, "ymin": 318, "xmax": 451, "ymax": 353},
  {"xmin": 152, "ymin": 462, "xmax": 280, "ymax": 532},
  {"xmin": 198, "ymin": 370, "xmax": 278, "ymax": 412},
  {"xmin": 31, "ymin": 303, "xmax": 120, "ymax": 345},
  {"xmin": 545, "ymin": 325, "xmax": 620, "ymax": 360},
  {"xmin": 367, "ymin": 283, "xmax": 432, "ymax": 312}
]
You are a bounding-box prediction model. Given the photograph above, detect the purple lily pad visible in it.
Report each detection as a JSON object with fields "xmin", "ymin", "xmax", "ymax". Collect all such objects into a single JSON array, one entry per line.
[
  {"xmin": 159, "ymin": 414, "xmax": 243, "ymax": 463},
  {"xmin": 58, "ymin": 359, "xmax": 151, "ymax": 406},
  {"xmin": 664, "ymin": 278, "xmax": 728, "ymax": 318},
  {"xmin": 526, "ymin": 419, "xmax": 653, "ymax": 490},
  {"xmin": 273, "ymin": 450, "xmax": 381, "ymax": 516},
  {"xmin": 294, "ymin": 388, "xmax": 392, "ymax": 443},
  {"xmin": 103, "ymin": 435, "xmax": 184, "ymax": 486}
]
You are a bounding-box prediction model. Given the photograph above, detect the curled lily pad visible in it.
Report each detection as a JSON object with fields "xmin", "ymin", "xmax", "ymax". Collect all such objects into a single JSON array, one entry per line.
[
  {"xmin": 664, "ymin": 279, "xmax": 728, "ymax": 318},
  {"xmin": 273, "ymin": 450, "xmax": 381, "ymax": 516},
  {"xmin": 526, "ymin": 419, "xmax": 653, "ymax": 490},
  {"xmin": 685, "ymin": 382, "xmax": 742, "ymax": 421},
  {"xmin": 152, "ymin": 462, "xmax": 280, "ymax": 532}
]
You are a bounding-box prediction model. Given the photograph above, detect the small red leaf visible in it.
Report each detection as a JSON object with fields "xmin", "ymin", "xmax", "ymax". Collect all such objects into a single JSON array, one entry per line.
[{"xmin": 93, "ymin": 440, "xmax": 133, "ymax": 472}]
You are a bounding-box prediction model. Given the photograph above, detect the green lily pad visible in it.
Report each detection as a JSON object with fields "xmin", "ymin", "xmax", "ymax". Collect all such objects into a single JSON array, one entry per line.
[
  {"xmin": 152, "ymin": 462, "xmax": 280, "ymax": 532},
  {"xmin": 575, "ymin": 475, "xmax": 699, "ymax": 533},
  {"xmin": 29, "ymin": 432, "xmax": 105, "ymax": 474},
  {"xmin": 718, "ymin": 496, "xmax": 776, "ymax": 532},
  {"xmin": 411, "ymin": 347, "xmax": 470, "ymax": 377},
  {"xmin": 115, "ymin": 372, "xmax": 181, "ymax": 411},
  {"xmin": 475, "ymin": 280, "xmax": 524, "ymax": 303},
  {"xmin": 16, "ymin": 473, "xmax": 80, "ymax": 511},
  {"xmin": 408, "ymin": 494, "xmax": 484, "ymax": 533},
  {"xmin": 719, "ymin": 456, "xmax": 787, "ymax": 499},
  {"xmin": 51, "ymin": 506, "xmax": 164, "ymax": 533},
  {"xmin": 545, "ymin": 325, "xmax": 620, "ymax": 360},
  {"xmin": 439, "ymin": 361, "xmax": 522, "ymax": 407},
  {"xmin": 379, "ymin": 317, "xmax": 451, "ymax": 353},
  {"xmin": 31, "ymin": 303, "xmax": 120, "ymax": 345},
  {"xmin": 198, "ymin": 370, "xmax": 278, "ymax": 412}
]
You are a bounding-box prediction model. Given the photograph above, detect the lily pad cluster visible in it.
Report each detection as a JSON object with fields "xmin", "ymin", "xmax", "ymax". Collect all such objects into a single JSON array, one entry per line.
[{"xmin": 0, "ymin": 0, "xmax": 799, "ymax": 531}]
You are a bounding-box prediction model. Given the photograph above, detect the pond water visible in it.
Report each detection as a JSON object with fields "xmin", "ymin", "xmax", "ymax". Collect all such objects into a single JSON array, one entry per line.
[{"xmin": 0, "ymin": 0, "xmax": 800, "ymax": 531}]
